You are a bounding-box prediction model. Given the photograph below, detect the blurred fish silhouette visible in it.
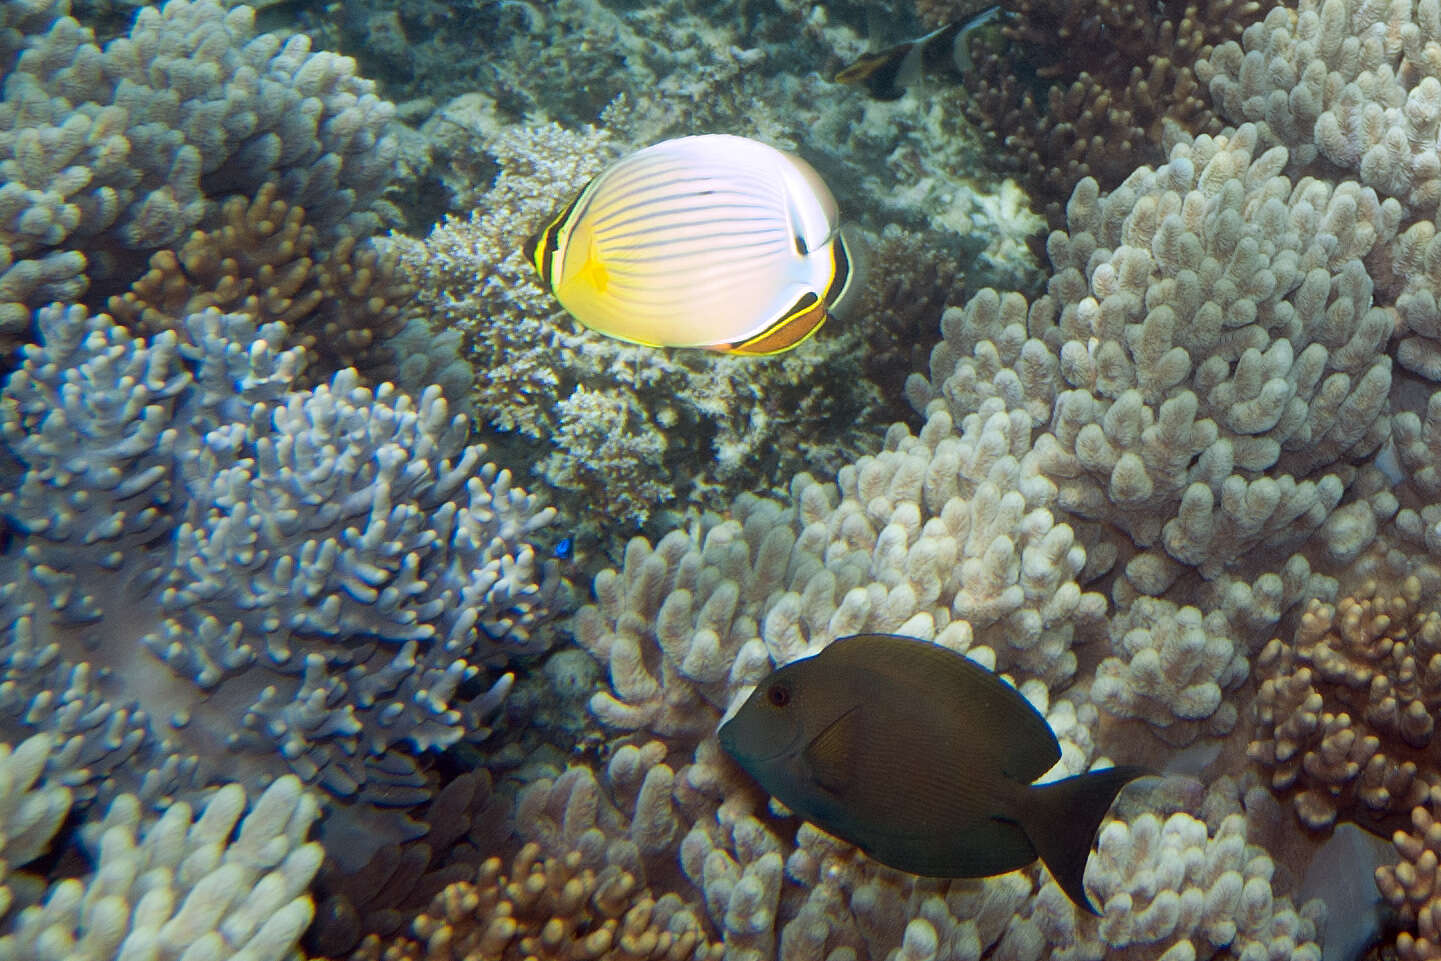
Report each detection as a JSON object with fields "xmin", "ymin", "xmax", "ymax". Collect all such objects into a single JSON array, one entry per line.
[
  {"xmin": 718, "ymin": 632, "xmax": 1148, "ymax": 914},
  {"xmin": 835, "ymin": 5, "xmax": 1001, "ymax": 100}
]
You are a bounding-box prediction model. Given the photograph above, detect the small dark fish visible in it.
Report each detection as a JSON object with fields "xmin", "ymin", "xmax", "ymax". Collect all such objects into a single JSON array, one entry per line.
[
  {"xmin": 554, "ymin": 536, "xmax": 574, "ymax": 560},
  {"xmin": 835, "ymin": 6, "xmax": 1001, "ymax": 101},
  {"xmin": 718, "ymin": 633, "xmax": 1148, "ymax": 914}
]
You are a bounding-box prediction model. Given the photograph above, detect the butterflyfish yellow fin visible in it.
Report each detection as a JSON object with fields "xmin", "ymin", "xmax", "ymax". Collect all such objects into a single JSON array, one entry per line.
[
  {"xmin": 803, "ymin": 704, "xmax": 863, "ymax": 795},
  {"xmin": 577, "ymin": 244, "xmax": 608, "ymax": 295},
  {"xmin": 723, "ymin": 292, "xmax": 827, "ymax": 356}
]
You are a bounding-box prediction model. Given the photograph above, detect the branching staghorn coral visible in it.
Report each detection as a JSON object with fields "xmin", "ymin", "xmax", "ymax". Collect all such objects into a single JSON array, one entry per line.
[{"xmin": 0, "ymin": 303, "xmax": 559, "ymax": 867}]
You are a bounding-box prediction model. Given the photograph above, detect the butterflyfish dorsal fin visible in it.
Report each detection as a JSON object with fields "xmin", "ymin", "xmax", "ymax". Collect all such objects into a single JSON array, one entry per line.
[
  {"xmin": 803, "ymin": 703, "xmax": 862, "ymax": 795},
  {"xmin": 723, "ymin": 292, "xmax": 826, "ymax": 356}
]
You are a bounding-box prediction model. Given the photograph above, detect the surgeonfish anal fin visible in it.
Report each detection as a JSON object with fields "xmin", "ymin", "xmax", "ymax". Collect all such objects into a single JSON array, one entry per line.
[
  {"xmin": 803, "ymin": 704, "xmax": 863, "ymax": 795},
  {"xmin": 1021, "ymin": 765, "xmax": 1152, "ymax": 915}
]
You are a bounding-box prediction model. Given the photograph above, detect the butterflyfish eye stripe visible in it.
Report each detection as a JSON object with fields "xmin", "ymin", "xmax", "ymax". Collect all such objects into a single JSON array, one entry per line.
[
  {"xmin": 525, "ymin": 135, "xmax": 851, "ymax": 353},
  {"xmin": 531, "ymin": 183, "xmax": 593, "ymax": 287}
]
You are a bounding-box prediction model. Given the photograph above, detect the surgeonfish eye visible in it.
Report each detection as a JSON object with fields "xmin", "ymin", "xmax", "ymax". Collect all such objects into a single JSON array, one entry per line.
[
  {"xmin": 767, "ymin": 682, "xmax": 791, "ymax": 707},
  {"xmin": 521, "ymin": 134, "xmax": 850, "ymax": 355}
]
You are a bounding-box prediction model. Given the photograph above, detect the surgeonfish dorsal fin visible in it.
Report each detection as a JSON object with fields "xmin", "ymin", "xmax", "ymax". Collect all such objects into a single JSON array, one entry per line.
[{"xmin": 803, "ymin": 704, "xmax": 863, "ymax": 794}]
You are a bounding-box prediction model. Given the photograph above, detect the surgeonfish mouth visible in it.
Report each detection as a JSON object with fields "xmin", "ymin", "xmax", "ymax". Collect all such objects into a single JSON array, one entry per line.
[{"xmin": 717, "ymin": 633, "xmax": 1151, "ymax": 915}]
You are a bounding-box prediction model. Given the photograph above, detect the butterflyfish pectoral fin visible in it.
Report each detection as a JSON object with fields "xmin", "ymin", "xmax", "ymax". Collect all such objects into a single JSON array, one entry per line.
[{"xmin": 722, "ymin": 292, "xmax": 828, "ymax": 355}]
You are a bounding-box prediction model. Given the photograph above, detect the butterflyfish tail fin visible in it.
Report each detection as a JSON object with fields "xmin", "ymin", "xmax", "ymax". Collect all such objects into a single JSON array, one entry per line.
[{"xmin": 1021, "ymin": 765, "xmax": 1152, "ymax": 915}]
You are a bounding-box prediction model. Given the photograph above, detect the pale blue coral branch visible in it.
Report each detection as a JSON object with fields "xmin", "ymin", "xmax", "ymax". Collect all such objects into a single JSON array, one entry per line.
[{"xmin": 0, "ymin": 302, "xmax": 559, "ymax": 868}]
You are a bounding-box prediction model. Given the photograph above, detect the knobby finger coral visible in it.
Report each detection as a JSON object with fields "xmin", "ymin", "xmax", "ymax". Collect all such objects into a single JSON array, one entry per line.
[
  {"xmin": 908, "ymin": 126, "xmax": 1395, "ymax": 625},
  {"xmin": 0, "ymin": 774, "xmax": 323, "ymax": 961},
  {"xmin": 0, "ymin": 0, "xmax": 399, "ymax": 361},
  {"xmin": 0, "ymin": 734, "xmax": 71, "ymax": 920},
  {"xmin": 1250, "ymin": 574, "xmax": 1441, "ymax": 832}
]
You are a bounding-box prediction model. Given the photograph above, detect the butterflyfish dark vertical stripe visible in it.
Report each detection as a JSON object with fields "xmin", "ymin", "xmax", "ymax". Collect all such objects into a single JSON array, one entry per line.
[
  {"xmin": 823, "ymin": 232, "xmax": 853, "ymax": 308},
  {"xmin": 724, "ymin": 292, "xmax": 826, "ymax": 355}
]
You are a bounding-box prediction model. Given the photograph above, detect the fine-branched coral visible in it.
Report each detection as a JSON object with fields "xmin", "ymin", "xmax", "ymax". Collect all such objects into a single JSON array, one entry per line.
[{"xmin": 0, "ymin": 303, "xmax": 559, "ymax": 867}]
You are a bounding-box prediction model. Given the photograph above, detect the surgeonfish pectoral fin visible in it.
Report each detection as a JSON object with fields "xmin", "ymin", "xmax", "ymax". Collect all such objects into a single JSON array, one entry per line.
[
  {"xmin": 835, "ymin": 49, "xmax": 909, "ymax": 100},
  {"xmin": 1021, "ymin": 765, "xmax": 1152, "ymax": 915},
  {"xmin": 802, "ymin": 704, "xmax": 863, "ymax": 795},
  {"xmin": 835, "ymin": 41, "xmax": 922, "ymax": 101}
]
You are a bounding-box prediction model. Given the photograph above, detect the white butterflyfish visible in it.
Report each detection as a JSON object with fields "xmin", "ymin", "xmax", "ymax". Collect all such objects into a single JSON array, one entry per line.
[{"xmin": 525, "ymin": 134, "xmax": 858, "ymax": 355}]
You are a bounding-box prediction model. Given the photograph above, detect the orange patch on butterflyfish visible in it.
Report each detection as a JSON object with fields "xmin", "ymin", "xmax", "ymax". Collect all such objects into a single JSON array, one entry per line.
[{"xmin": 721, "ymin": 293, "xmax": 827, "ymax": 356}]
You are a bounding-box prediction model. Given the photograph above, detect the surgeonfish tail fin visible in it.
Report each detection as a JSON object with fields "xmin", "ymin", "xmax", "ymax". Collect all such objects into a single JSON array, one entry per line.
[{"xmin": 1022, "ymin": 765, "xmax": 1152, "ymax": 915}]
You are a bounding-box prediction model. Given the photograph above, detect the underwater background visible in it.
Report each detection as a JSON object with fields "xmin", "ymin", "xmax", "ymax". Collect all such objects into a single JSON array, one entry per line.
[{"xmin": 2, "ymin": 0, "xmax": 1441, "ymax": 957}]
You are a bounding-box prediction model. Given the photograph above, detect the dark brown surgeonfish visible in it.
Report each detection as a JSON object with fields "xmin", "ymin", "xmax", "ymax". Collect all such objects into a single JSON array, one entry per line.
[{"xmin": 717, "ymin": 633, "xmax": 1149, "ymax": 914}]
